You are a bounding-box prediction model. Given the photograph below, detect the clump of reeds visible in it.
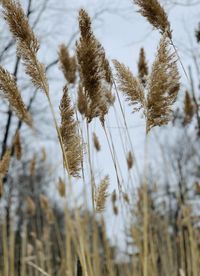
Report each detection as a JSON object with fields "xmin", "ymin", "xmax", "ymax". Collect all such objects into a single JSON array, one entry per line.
[
  {"xmin": 114, "ymin": 33, "xmax": 180, "ymax": 133},
  {"xmin": 76, "ymin": 9, "xmax": 114, "ymax": 124},
  {"xmin": 60, "ymin": 85, "xmax": 82, "ymax": 177}
]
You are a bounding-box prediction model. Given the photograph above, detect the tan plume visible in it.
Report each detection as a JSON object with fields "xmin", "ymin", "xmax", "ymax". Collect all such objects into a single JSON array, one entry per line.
[
  {"xmin": 14, "ymin": 131, "xmax": 22, "ymax": 160},
  {"xmin": 134, "ymin": 0, "xmax": 171, "ymax": 38},
  {"xmin": 95, "ymin": 175, "xmax": 109, "ymax": 213},
  {"xmin": 0, "ymin": 66, "xmax": 32, "ymax": 126},
  {"xmin": 2, "ymin": 0, "xmax": 48, "ymax": 93},
  {"xmin": 146, "ymin": 33, "xmax": 180, "ymax": 132},
  {"xmin": 60, "ymin": 85, "xmax": 82, "ymax": 177},
  {"xmin": 76, "ymin": 9, "xmax": 113, "ymax": 123},
  {"xmin": 113, "ymin": 60, "xmax": 145, "ymax": 112},
  {"xmin": 58, "ymin": 44, "xmax": 77, "ymax": 84},
  {"xmin": 183, "ymin": 91, "xmax": 194, "ymax": 125}
]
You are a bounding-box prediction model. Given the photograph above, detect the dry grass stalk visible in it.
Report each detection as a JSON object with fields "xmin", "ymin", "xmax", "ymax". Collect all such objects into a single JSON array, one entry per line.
[
  {"xmin": 127, "ymin": 151, "xmax": 134, "ymax": 170},
  {"xmin": 138, "ymin": 47, "xmax": 148, "ymax": 86},
  {"xmin": 0, "ymin": 66, "xmax": 32, "ymax": 126},
  {"xmin": 2, "ymin": 0, "xmax": 48, "ymax": 93},
  {"xmin": 134, "ymin": 0, "xmax": 171, "ymax": 38},
  {"xmin": 76, "ymin": 9, "xmax": 113, "ymax": 123},
  {"xmin": 113, "ymin": 60, "xmax": 145, "ymax": 112},
  {"xmin": 58, "ymin": 44, "xmax": 77, "ymax": 84},
  {"xmin": 146, "ymin": 33, "xmax": 180, "ymax": 132},
  {"xmin": 95, "ymin": 176, "xmax": 109, "ymax": 212},
  {"xmin": 93, "ymin": 132, "xmax": 101, "ymax": 152},
  {"xmin": 60, "ymin": 85, "xmax": 82, "ymax": 177},
  {"xmin": 14, "ymin": 131, "xmax": 22, "ymax": 160},
  {"xmin": 183, "ymin": 91, "xmax": 194, "ymax": 125}
]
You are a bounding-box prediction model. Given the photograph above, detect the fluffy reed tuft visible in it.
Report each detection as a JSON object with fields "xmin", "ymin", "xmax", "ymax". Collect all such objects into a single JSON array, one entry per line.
[
  {"xmin": 14, "ymin": 131, "xmax": 22, "ymax": 160},
  {"xmin": 138, "ymin": 47, "xmax": 148, "ymax": 86},
  {"xmin": 76, "ymin": 9, "xmax": 113, "ymax": 123},
  {"xmin": 0, "ymin": 149, "xmax": 10, "ymax": 197},
  {"xmin": 146, "ymin": 33, "xmax": 180, "ymax": 132},
  {"xmin": 95, "ymin": 175, "xmax": 109, "ymax": 212},
  {"xmin": 134, "ymin": 0, "xmax": 171, "ymax": 38},
  {"xmin": 113, "ymin": 60, "xmax": 145, "ymax": 112},
  {"xmin": 2, "ymin": 0, "xmax": 48, "ymax": 93},
  {"xmin": 60, "ymin": 85, "xmax": 82, "ymax": 177},
  {"xmin": 0, "ymin": 149, "xmax": 11, "ymax": 176},
  {"xmin": 114, "ymin": 34, "xmax": 180, "ymax": 133},
  {"xmin": 0, "ymin": 66, "xmax": 32, "ymax": 126},
  {"xmin": 58, "ymin": 44, "xmax": 77, "ymax": 84},
  {"xmin": 183, "ymin": 91, "xmax": 194, "ymax": 125},
  {"xmin": 93, "ymin": 132, "xmax": 101, "ymax": 152}
]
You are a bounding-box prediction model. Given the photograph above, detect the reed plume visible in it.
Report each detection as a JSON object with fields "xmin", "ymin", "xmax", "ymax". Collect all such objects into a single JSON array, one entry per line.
[
  {"xmin": 0, "ymin": 148, "xmax": 11, "ymax": 198},
  {"xmin": 14, "ymin": 131, "xmax": 22, "ymax": 160},
  {"xmin": 95, "ymin": 175, "xmax": 109, "ymax": 212},
  {"xmin": 114, "ymin": 34, "xmax": 179, "ymax": 133},
  {"xmin": 113, "ymin": 60, "xmax": 145, "ymax": 112},
  {"xmin": 76, "ymin": 9, "xmax": 113, "ymax": 123},
  {"xmin": 2, "ymin": 0, "xmax": 48, "ymax": 93},
  {"xmin": 58, "ymin": 44, "xmax": 77, "ymax": 84},
  {"xmin": 60, "ymin": 85, "xmax": 82, "ymax": 177},
  {"xmin": 138, "ymin": 47, "xmax": 148, "ymax": 86},
  {"xmin": 134, "ymin": 0, "xmax": 171, "ymax": 38},
  {"xmin": 183, "ymin": 91, "xmax": 194, "ymax": 125},
  {"xmin": 126, "ymin": 151, "xmax": 134, "ymax": 170},
  {"xmin": 93, "ymin": 132, "xmax": 101, "ymax": 152},
  {"xmin": 146, "ymin": 33, "xmax": 180, "ymax": 132},
  {"xmin": 0, "ymin": 66, "xmax": 32, "ymax": 126}
]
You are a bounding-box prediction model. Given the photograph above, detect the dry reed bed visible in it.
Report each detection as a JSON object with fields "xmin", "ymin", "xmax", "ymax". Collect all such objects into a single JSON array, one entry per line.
[{"xmin": 0, "ymin": 0, "xmax": 199, "ymax": 275}]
